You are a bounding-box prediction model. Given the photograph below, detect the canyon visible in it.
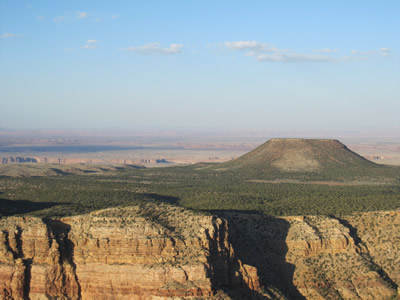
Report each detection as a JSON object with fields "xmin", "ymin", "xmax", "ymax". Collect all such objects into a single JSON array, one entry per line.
[
  {"xmin": 1, "ymin": 204, "xmax": 399, "ymax": 299},
  {"xmin": 1, "ymin": 138, "xmax": 400, "ymax": 299},
  {"xmin": 0, "ymin": 204, "xmax": 259, "ymax": 300}
]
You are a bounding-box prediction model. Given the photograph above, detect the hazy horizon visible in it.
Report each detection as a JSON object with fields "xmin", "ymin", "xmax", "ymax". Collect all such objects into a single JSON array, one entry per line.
[{"xmin": 1, "ymin": 1, "xmax": 399, "ymax": 132}]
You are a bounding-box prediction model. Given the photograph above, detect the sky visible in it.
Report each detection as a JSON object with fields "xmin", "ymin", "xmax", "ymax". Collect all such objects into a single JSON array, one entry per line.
[{"xmin": 1, "ymin": 1, "xmax": 399, "ymax": 132}]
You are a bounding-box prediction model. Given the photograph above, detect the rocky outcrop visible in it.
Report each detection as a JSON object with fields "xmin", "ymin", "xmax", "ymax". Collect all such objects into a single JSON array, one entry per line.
[
  {"xmin": 344, "ymin": 211, "xmax": 400, "ymax": 289},
  {"xmin": 284, "ymin": 215, "xmax": 398, "ymax": 299},
  {"xmin": 1, "ymin": 157, "xmax": 39, "ymax": 164},
  {"xmin": 218, "ymin": 211, "xmax": 399, "ymax": 299},
  {"xmin": 1, "ymin": 207, "xmax": 399, "ymax": 299},
  {"xmin": 0, "ymin": 204, "xmax": 260, "ymax": 299},
  {"xmin": 0, "ymin": 217, "xmax": 80, "ymax": 299}
]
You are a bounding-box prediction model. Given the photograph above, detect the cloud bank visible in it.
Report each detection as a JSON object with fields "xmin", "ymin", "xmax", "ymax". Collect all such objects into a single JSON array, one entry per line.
[
  {"xmin": 1, "ymin": 33, "xmax": 24, "ymax": 38},
  {"xmin": 125, "ymin": 42, "xmax": 183, "ymax": 55},
  {"xmin": 54, "ymin": 15, "xmax": 67, "ymax": 23},
  {"xmin": 225, "ymin": 41, "xmax": 391, "ymax": 62},
  {"xmin": 76, "ymin": 11, "xmax": 88, "ymax": 19},
  {"xmin": 379, "ymin": 48, "xmax": 391, "ymax": 56},
  {"xmin": 82, "ymin": 39, "xmax": 98, "ymax": 49},
  {"xmin": 225, "ymin": 41, "xmax": 335, "ymax": 62}
]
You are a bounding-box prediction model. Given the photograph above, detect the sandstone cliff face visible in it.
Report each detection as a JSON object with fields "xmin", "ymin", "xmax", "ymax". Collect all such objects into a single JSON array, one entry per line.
[
  {"xmin": 1, "ymin": 208, "xmax": 399, "ymax": 300},
  {"xmin": 0, "ymin": 216, "xmax": 80, "ymax": 300},
  {"xmin": 0, "ymin": 204, "xmax": 260, "ymax": 299}
]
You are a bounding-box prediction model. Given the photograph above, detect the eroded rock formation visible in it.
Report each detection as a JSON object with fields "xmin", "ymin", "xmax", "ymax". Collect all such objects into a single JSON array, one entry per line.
[
  {"xmin": 218, "ymin": 211, "xmax": 400, "ymax": 299},
  {"xmin": 1, "ymin": 157, "xmax": 39, "ymax": 164},
  {"xmin": 0, "ymin": 205, "xmax": 260, "ymax": 299},
  {"xmin": 1, "ymin": 207, "xmax": 399, "ymax": 299}
]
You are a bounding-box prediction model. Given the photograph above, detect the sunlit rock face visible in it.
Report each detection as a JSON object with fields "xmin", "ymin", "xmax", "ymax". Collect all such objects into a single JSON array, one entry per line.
[
  {"xmin": 0, "ymin": 204, "xmax": 260, "ymax": 299},
  {"xmin": 1, "ymin": 206, "xmax": 399, "ymax": 299}
]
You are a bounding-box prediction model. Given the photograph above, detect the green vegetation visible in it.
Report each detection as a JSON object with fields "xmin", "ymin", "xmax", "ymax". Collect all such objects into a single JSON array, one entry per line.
[{"xmin": 1, "ymin": 139, "xmax": 400, "ymax": 218}]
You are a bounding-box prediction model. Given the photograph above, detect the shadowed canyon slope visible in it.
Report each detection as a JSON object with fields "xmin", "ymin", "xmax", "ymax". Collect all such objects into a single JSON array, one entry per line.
[{"xmin": 218, "ymin": 210, "xmax": 400, "ymax": 299}]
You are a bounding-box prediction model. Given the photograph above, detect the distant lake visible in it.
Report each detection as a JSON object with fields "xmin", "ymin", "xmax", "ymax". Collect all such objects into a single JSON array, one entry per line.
[{"xmin": 0, "ymin": 145, "xmax": 182, "ymax": 153}]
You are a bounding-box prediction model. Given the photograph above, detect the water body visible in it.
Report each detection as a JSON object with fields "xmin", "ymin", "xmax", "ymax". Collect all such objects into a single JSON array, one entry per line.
[{"xmin": 0, "ymin": 145, "xmax": 184, "ymax": 153}]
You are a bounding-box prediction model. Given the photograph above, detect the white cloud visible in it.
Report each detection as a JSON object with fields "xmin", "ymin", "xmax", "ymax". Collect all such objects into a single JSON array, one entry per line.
[
  {"xmin": 379, "ymin": 48, "xmax": 391, "ymax": 57},
  {"xmin": 82, "ymin": 39, "xmax": 98, "ymax": 49},
  {"xmin": 249, "ymin": 52, "xmax": 333, "ymax": 62},
  {"xmin": 351, "ymin": 48, "xmax": 391, "ymax": 57},
  {"xmin": 82, "ymin": 44, "xmax": 96, "ymax": 49},
  {"xmin": 54, "ymin": 15, "xmax": 67, "ymax": 23},
  {"xmin": 225, "ymin": 41, "xmax": 390, "ymax": 63},
  {"xmin": 340, "ymin": 55, "xmax": 368, "ymax": 61},
  {"xmin": 111, "ymin": 14, "xmax": 119, "ymax": 19},
  {"xmin": 76, "ymin": 11, "xmax": 88, "ymax": 19},
  {"xmin": 224, "ymin": 41, "xmax": 279, "ymax": 52},
  {"xmin": 36, "ymin": 15, "xmax": 45, "ymax": 21},
  {"xmin": 1, "ymin": 33, "xmax": 24, "ymax": 38},
  {"xmin": 54, "ymin": 11, "xmax": 103, "ymax": 24},
  {"xmin": 225, "ymin": 40, "xmax": 334, "ymax": 62},
  {"xmin": 225, "ymin": 40, "xmax": 260, "ymax": 49},
  {"xmin": 320, "ymin": 48, "xmax": 339, "ymax": 53},
  {"xmin": 125, "ymin": 42, "xmax": 184, "ymax": 55},
  {"xmin": 1, "ymin": 33, "xmax": 15, "ymax": 38},
  {"xmin": 351, "ymin": 49, "xmax": 375, "ymax": 55}
]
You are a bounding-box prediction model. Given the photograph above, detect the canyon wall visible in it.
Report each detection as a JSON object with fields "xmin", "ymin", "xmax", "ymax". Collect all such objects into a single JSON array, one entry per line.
[
  {"xmin": 1, "ymin": 207, "xmax": 399, "ymax": 299},
  {"xmin": 218, "ymin": 211, "xmax": 400, "ymax": 299},
  {"xmin": 0, "ymin": 204, "xmax": 260, "ymax": 300},
  {"xmin": 344, "ymin": 211, "xmax": 400, "ymax": 290}
]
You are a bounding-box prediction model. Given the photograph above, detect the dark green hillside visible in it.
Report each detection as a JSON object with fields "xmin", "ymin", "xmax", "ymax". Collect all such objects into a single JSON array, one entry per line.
[
  {"xmin": 1, "ymin": 139, "xmax": 400, "ymax": 218},
  {"xmin": 214, "ymin": 138, "xmax": 398, "ymax": 182}
]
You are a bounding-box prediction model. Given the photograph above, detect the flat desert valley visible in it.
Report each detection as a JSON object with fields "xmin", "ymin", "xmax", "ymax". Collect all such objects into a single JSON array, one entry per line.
[{"xmin": 1, "ymin": 130, "xmax": 399, "ymax": 167}]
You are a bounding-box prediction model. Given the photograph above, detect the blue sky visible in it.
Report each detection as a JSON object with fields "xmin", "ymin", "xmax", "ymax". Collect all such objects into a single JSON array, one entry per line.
[{"xmin": 1, "ymin": 1, "xmax": 399, "ymax": 132}]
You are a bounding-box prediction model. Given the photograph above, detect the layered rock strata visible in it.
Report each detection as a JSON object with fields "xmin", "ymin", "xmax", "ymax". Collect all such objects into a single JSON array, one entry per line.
[
  {"xmin": 1, "ymin": 207, "xmax": 399, "ymax": 299},
  {"xmin": 0, "ymin": 204, "xmax": 260, "ymax": 299}
]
